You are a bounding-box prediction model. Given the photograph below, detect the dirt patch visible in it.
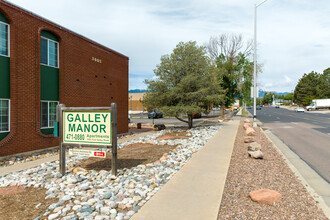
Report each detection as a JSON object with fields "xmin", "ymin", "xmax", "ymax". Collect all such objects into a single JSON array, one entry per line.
[
  {"xmin": 202, "ymin": 120, "xmax": 221, "ymax": 124},
  {"xmin": 217, "ymin": 120, "xmax": 327, "ymax": 219},
  {"xmin": 128, "ymin": 126, "xmax": 153, "ymax": 134},
  {"xmin": 156, "ymin": 132, "xmax": 191, "ymax": 140},
  {"xmin": 0, "ymin": 187, "xmax": 58, "ymax": 220},
  {"xmin": 75, "ymin": 143, "xmax": 177, "ymax": 170},
  {"xmin": 0, "ymin": 185, "xmax": 25, "ymax": 195}
]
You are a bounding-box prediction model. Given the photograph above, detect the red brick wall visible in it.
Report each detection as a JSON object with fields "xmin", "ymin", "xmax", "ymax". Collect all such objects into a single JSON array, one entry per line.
[{"xmin": 0, "ymin": 1, "xmax": 129, "ymax": 156}]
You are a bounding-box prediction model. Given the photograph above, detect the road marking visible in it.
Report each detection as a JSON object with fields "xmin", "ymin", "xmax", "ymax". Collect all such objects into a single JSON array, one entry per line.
[
  {"xmin": 281, "ymin": 126, "xmax": 293, "ymax": 128},
  {"xmin": 273, "ymin": 112, "xmax": 330, "ymax": 124},
  {"xmin": 276, "ymin": 117, "xmax": 280, "ymax": 119}
]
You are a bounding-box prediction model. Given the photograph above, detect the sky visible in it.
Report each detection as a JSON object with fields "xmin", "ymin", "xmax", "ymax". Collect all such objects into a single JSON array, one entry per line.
[{"xmin": 6, "ymin": 0, "xmax": 330, "ymax": 93}]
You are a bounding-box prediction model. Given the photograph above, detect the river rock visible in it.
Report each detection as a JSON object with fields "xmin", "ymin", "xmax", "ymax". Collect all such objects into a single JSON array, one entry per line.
[
  {"xmin": 48, "ymin": 213, "xmax": 59, "ymax": 220},
  {"xmin": 249, "ymin": 189, "xmax": 282, "ymax": 204},
  {"xmin": 73, "ymin": 167, "xmax": 87, "ymax": 175}
]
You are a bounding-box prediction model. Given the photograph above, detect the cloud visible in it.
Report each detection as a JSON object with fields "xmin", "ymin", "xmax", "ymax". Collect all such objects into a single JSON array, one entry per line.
[
  {"xmin": 284, "ymin": 76, "xmax": 293, "ymax": 84},
  {"xmin": 7, "ymin": 0, "xmax": 330, "ymax": 92}
]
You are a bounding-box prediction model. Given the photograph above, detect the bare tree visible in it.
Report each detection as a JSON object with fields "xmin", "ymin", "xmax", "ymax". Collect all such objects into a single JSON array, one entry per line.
[
  {"xmin": 206, "ymin": 34, "xmax": 254, "ymax": 118},
  {"xmin": 207, "ymin": 34, "xmax": 253, "ymax": 61}
]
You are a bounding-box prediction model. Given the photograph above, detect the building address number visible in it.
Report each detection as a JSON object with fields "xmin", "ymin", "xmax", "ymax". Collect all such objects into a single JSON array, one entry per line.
[{"xmin": 92, "ymin": 57, "xmax": 102, "ymax": 63}]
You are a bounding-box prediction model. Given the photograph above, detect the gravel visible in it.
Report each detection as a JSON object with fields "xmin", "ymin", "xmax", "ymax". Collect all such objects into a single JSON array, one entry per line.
[
  {"xmin": 217, "ymin": 121, "xmax": 328, "ymax": 219},
  {"xmin": 0, "ymin": 124, "xmax": 222, "ymax": 219}
]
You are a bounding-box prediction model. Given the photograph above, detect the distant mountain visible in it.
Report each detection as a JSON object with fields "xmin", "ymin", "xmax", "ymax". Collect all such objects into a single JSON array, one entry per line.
[
  {"xmin": 258, "ymin": 89, "xmax": 289, "ymax": 97},
  {"xmin": 129, "ymin": 89, "xmax": 146, "ymax": 93}
]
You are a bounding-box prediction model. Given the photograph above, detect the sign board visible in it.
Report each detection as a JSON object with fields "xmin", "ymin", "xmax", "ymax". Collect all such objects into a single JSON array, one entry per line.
[
  {"xmin": 250, "ymin": 86, "xmax": 259, "ymax": 98},
  {"xmin": 63, "ymin": 111, "xmax": 112, "ymax": 145},
  {"xmin": 69, "ymin": 148, "xmax": 106, "ymax": 158},
  {"xmin": 56, "ymin": 104, "xmax": 118, "ymax": 176}
]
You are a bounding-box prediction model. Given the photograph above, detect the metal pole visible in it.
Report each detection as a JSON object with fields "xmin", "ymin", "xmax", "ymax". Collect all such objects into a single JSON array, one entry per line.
[
  {"xmin": 57, "ymin": 104, "xmax": 66, "ymax": 175},
  {"xmin": 111, "ymin": 103, "xmax": 118, "ymax": 176},
  {"xmin": 253, "ymin": 4, "xmax": 257, "ymax": 122},
  {"xmin": 253, "ymin": 0, "xmax": 268, "ymax": 126}
]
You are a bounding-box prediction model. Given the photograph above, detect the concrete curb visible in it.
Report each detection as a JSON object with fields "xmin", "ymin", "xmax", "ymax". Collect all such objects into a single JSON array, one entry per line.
[
  {"xmin": 260, "ymin": 127, "xmax": 330, "ymax": 219},
  {"xmin": 244, "ymin": 107, "xmax": 330, "ymax": 217}
]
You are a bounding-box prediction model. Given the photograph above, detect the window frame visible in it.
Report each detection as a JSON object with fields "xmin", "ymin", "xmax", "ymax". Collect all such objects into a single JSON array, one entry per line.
[
  {"xmin": 40, "ymin": 100, "xmax": 59, "ymax": 129},
  {"xmin": 0, "ymin": 98, "xmax": 10, "ymax": 133},
  {"xmin": 40, "ymin": 37, "xmax": 59, "ymax": 68},
  {"xmin": 0, "ymin": 21, "xmax": 10, "ymax": 57}
]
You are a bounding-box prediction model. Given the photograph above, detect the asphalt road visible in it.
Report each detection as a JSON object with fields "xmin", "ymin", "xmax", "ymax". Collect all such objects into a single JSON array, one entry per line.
[
  {"xmin": 248, "ymin": 106, "xmax": 330, "ymax": 183},
  {"xmin": 130, "ymin": 110, "xmax": 224, "ymax": 127}
]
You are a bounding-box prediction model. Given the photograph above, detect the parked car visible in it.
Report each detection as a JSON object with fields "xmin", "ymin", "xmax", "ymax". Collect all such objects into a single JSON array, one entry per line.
[
  {"xmin": 192, "ymin": 113, "xmax": 201, "ymax": 118},
  {"xmin": 148, "ymin": 109, "xmax": 163, "ymax": 119},
  {"xmin": 256, "ymin": 105, "xmax": 262, "ymax": 110},
  {"xmin": 295, "ymin": 107, "xmax": 305, "ymax": 112},
  {"xmin": 275, "ymin": 105, "xmax": 280, "ymax": 108}
]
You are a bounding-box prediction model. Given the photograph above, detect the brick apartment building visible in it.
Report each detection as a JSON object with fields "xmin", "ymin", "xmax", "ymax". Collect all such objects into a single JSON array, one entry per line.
[{"xmin": 0, "ymin": 1, "xmax": 129, "ymax": 156}]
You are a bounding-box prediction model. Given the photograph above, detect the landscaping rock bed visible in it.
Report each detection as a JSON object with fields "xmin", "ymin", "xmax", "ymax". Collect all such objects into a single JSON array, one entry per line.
[
  {"xmin": 217, "ymin": 121, "xmax": 327, "ymax": 219},
  {"xmin": 0, "ymin": 124, "xmax": 222, "ymax": 220}
]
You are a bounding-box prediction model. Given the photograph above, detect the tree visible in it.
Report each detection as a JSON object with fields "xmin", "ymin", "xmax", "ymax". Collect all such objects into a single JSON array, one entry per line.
[
  {"xmin": 143, "ymin": 41, "xmax": 224, "ymax": 128},
  {"xmin": 283, "ymin": 93, "xmax": 294, "ymax": 103},
  {"xmin": 207, "ymin": 34, "xmax": 254, "ymax": 116},
  {"xmin": 262, "ymin": 92, "xmax": 275, "ymax": 105},
  {"xmin": 294, "ymin": 71, "xmax": 320, "ymax": 106},
  {"xmin": 318, "ymin": 68, "xmax": 330, "ymax": 98}
]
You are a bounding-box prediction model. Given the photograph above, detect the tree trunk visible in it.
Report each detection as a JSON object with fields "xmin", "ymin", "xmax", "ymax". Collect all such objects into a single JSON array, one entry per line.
[
  {"xmin": 188, "ymin": 115, "xmax": 193, "ymax": 129},
  {"xmin": 220, "ymin": 105, "xmax": 225, "ymax": 119}
]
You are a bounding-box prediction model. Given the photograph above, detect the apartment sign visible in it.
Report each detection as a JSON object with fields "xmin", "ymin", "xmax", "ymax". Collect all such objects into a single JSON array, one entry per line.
[{"xmin": 63, "ymin": 111, "xmax": 112, "ymax": 145}]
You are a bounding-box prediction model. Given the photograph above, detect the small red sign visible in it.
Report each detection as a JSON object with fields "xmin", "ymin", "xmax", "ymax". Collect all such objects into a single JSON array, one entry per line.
[{"xmin": 94, "ymin": 152, "xmax": 105, "ymax": 157}]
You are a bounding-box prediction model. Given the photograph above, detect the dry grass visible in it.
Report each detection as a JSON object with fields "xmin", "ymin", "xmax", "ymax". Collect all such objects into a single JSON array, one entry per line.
[
  {"xmin": 0, "ymin": 187, "xmax": 58, "ymax": 220},
  {"xmin": 75, "ymin": 143, "xmax": 177, "ymax": 170}
]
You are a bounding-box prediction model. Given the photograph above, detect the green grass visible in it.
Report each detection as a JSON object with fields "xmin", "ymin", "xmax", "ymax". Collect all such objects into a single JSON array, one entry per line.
[{"xmin": 242, "ymin": 108, "xmax": 249, "ymax": 116}]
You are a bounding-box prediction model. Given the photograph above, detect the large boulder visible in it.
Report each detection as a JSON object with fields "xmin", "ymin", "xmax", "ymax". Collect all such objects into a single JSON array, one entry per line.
[
  {"xmin": 243, "ymin": 123, "xmax": 251, "ymax": 130},
  {"xmin": 248, "ymin": 150, "xmax": 264, "ymax": 159},
  {"xmin": 249, "ymin": 189, "xmax": 282, "ymax": 204},
  {"xmin": 248, "ymin": 142, "xmax": 261, "ymax": 151},
  {"xmin": 245, "ymin": 127, "xmax": 256, "ymax": 136},
  {"xmin": 244, "ymin": 136, "xmax": 255, "ymax": 143},
  {"xmin": 153, "ymin": 124, "xmax": 166, "ymax": 131}
]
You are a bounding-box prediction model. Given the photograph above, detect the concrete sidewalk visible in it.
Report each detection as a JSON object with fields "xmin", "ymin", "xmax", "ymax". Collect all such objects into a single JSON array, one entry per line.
[{"xmin": 131, "ymin": 117, "xmax": 240, "ymax": 220}]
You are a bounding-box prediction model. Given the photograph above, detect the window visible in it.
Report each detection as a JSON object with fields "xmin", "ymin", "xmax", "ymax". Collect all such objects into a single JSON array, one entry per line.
[
  {"xmin": 0, "ymin": 22, "xmax": 9, "ymax": 56},
  {"xmin": 41, "ymin": 101, "xmax": 58, "ymax": 128},
  {"xmin": 40, "ymin": 37, "xmax": 58, "ymax": 67},
  {"xmin": 0, "ymin": 99, "xmax": 10, "ymax": 132}
]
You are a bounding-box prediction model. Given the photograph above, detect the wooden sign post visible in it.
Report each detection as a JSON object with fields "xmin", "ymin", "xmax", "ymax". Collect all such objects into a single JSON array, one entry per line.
[{"xmin": 55, "ymin": 103, "xmax": 117, "ymax": 176}]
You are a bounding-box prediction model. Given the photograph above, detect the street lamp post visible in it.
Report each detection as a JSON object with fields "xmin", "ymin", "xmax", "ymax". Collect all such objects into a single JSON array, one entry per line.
[{"xmin": 253, "ymin": 0, "xmax": 268, "ymax": 126}]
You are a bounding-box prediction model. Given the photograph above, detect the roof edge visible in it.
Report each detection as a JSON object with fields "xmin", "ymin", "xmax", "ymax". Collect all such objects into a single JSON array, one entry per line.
[{"xmin": 1, "ymin": 0, "xmax": 129, "ymax": 59}]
